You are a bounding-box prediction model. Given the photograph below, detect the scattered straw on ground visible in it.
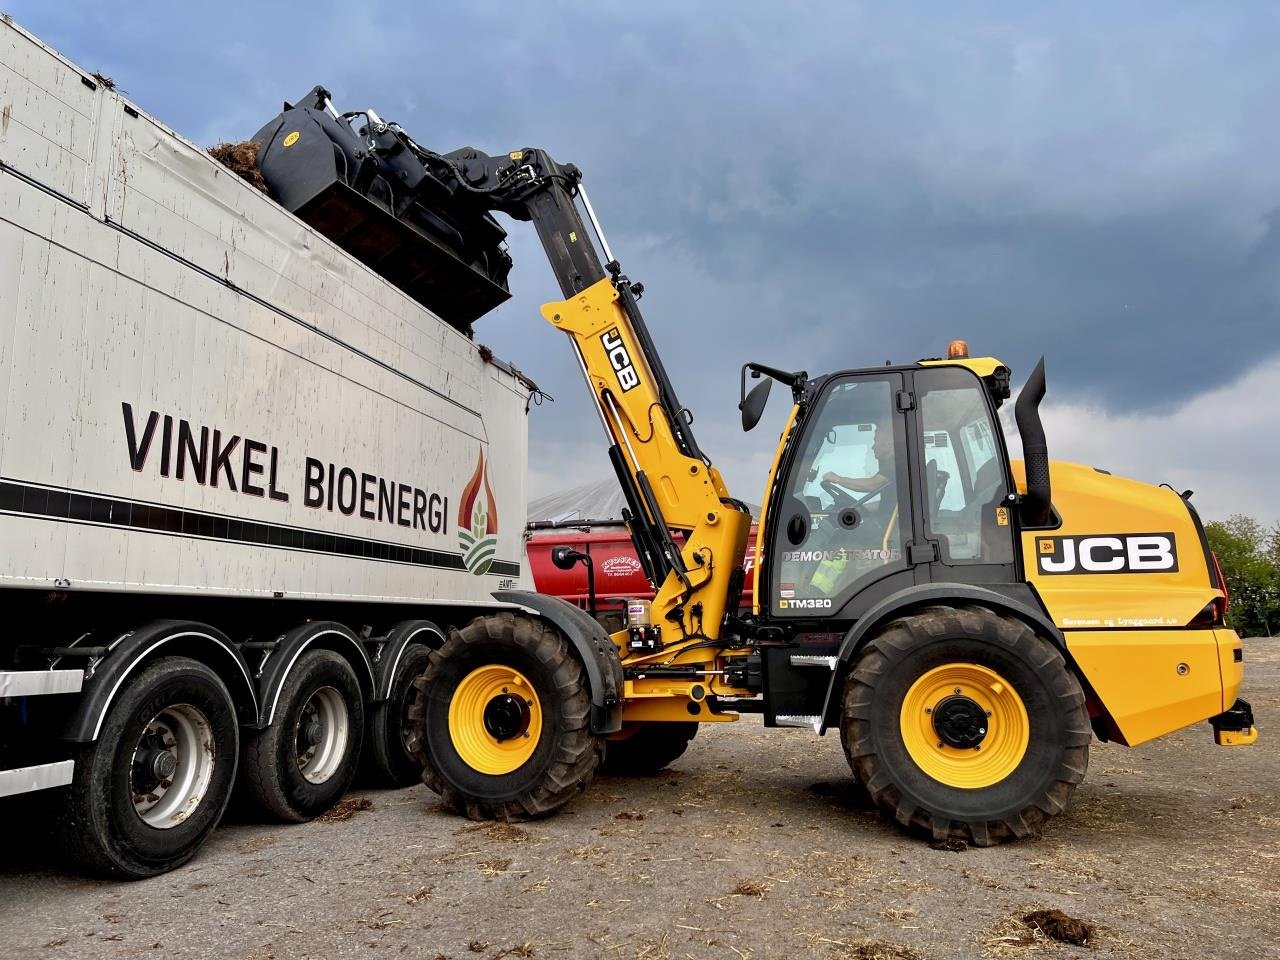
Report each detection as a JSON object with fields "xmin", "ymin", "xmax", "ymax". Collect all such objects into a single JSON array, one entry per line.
[
  {"xmin": 208, "ymin": 141, "xmax": 269, "ymax": 194},
  {"xmin": 316, "ymin": 796, "xmax": 373, "ymax": 823},
  {"xmin": 478, "ymin": 857, "xmax": 512, "ymax": 877},
  {"xmin": 488, "ymin": 943, "xmax": 535, "ymax": 959},
  {"xmin": 1023, "ymin": 910, "xmax": 1095, "ymax": 946},
  {"xmin": 983, "ymin": 908, "xmax": 1097, "ymax": 955},
  {"xmin": 732, "ymin": 878, "xmax": 771, "ymax": 899},
  {"xmin": 825, "ymin": 938, "xmax": 925, "ymax": 960},
  {"xmin": 236, "ymin": 834, "xmax": 278, "ymax": 854},
  {"xmin": 461, "ymin": 821, "xmax": 531, "ymax": 843}
]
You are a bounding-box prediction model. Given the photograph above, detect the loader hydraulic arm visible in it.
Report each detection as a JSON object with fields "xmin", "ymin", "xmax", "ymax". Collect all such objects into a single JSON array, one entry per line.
[{"xmin": 428, "ymin": 144, "xmax": 753, "ymax": 647}]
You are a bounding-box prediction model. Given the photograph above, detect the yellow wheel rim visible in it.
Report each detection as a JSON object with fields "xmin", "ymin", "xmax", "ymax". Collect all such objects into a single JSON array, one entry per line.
[
  {"xmin": 448, "ymin": 665, "xmax": 543, "ymax": 775},
  {"xmin": 900, "ymin": 662, "xmax": 1029, "ymax": 789}
]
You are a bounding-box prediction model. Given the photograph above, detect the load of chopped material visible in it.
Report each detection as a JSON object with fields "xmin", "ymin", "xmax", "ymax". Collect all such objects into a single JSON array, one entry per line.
[
  {"xmin": 1022, "ymin": 909, "xmax": 1095, "ymax": 946},
  {"xmin": 208, "ymin": 140, "xmax": 269, "ymax": 194}
]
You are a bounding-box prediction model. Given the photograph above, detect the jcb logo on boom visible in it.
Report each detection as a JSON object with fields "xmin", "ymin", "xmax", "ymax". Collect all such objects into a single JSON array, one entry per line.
[
  {"xmin": 601, "ymin": 327, "xmax": 640, "ymax": 393},
  {"xmin": 1036, "ymin": 533, "xmax": 1178, "ymax": 575}
]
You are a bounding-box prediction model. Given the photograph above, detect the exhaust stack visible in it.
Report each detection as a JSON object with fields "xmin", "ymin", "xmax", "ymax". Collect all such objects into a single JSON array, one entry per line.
[{"xmin": 1014, "ymin": 357, "xmax": 1052, "ymax": 526}]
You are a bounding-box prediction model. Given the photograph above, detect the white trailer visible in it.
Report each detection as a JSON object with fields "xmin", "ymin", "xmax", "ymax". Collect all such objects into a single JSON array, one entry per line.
[{"xmin": 0, "ymin": 17, "xmax": 543, "ymax": 877}]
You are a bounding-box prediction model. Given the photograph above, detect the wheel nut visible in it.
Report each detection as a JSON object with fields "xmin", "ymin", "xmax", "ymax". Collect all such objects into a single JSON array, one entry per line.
[{"xmin": 924, "ymin": 707, "xmax": 932, "ymax": 714}]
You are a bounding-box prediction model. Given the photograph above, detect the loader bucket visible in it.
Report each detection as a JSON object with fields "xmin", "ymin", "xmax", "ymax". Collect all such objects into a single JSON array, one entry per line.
[{"xmin": 252, "ymin": 87, "xmax": 512, "ymax": 333}]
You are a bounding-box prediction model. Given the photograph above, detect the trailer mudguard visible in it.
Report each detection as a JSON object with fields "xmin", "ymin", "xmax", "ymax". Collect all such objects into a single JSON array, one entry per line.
[
  {"xmin": 256, "ymin": 621, "xmax": 376, "ymax": 727},
  {"xmin": 816, "ymin": 582, "xmax": 1066, "ymax": 734},
  {"xmin": 493, "ymin": 590, "xmax": 624, "ymax": 734},
  {"xmin": 373, "ymin": 619, "xmax": 446, "ymax": 701},
  {"xmin": 63, "ymin": 621, "xmax": 258, "ymax": 742}
]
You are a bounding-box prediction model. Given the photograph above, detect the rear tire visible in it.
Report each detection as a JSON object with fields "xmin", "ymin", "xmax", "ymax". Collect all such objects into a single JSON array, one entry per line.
[
  {"xmin": 54, "ymin": 656, "xmax": 239, "ymax": 879},
  {"xmin": 410, "ymin": 612, "xmax": 601, "ymax": 820},
  {"xmin": 840, "ymin": 605, "xmax": 1089, "ymax": 846},
  {"xmin": 365, "ymin": 642, "xmax": 432, "ymax": 787},
  {"xmin": 241, "ymin": 648, "xmax": 364, "ymax": 822},
  {"xmin": 602, "ymin": 722, "xmax": 698, "ymax": 775}
]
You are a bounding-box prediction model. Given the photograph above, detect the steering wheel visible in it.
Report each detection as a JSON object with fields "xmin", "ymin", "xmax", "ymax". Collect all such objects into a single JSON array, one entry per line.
[
  {"xmin": 822, "ymin": 475, "xmax": 892, "ymax": 509},
  {"xmin": 820, "ymin": 477, "xmax": 858, "ymax": 510}
]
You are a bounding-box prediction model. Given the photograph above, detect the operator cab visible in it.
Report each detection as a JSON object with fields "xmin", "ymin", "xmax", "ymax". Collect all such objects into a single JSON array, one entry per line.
[{"xmin": 760, "ymin": 347, "xmax": 1017, "ymax": 622}]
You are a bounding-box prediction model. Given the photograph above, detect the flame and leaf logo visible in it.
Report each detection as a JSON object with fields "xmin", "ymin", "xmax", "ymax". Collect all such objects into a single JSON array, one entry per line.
[{"xmin": 458, "ymin": 449, "xmax": 499, "ymax": 575}]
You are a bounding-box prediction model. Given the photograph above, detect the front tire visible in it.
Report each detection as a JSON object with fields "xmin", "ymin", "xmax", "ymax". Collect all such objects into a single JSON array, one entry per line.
[
  {"xmin": 54, "ymin": 656, "xmax": 239, "ymax": 879},
  {"xmin": 840, "ymin": 605, "xmax": 1090, "ymax": 846},
  {"xmin": 410, "ymin": 612, "xmax": 601, "ymax": 821},
  {"xmin": 241, "ymin": 648, "xmax": 365, "ymax": 822}
]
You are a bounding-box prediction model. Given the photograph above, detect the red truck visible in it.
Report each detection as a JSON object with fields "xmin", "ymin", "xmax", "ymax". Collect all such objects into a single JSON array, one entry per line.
[{"xmin": 526, "ymin": 522, "xmax": 759, "ymax": 629}]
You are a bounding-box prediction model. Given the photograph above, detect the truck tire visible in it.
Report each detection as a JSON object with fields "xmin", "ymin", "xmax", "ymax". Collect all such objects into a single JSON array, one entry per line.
[
  {"xmin": 409, "ymin": 612, "xmax": 602, "ymax": 820},
  {"xmin": 242, "ymin": 649, "xmax": 364, "ymax": 822},
  {"xmin": 364, "ymin": 642, "xmax": 432, "ymax": 787},
  {"xmin": 54, "ymin": 656, "xmax": 239, "ymax": 879},
  {"xmin": 840, "ymin": 604, "xmax": 1090, "ymax": 847},
  {"xmin": 602, "ymin": 722, "xmax": 698, "ymax": 775}
]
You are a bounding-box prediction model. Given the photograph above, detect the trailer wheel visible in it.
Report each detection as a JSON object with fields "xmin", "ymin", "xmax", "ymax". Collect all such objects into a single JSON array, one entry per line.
[
  {"xmin": 365, "ymin": 643, "xmax": 433, "ymax": 787},
  {"xmin": 242, "ymin": 649, "xmax": 364, "ymax": 822},
  {"xmin": 54, "ymin": 656, "xmax": 239, "ymax": 879},
  {"xmin": 602, "ymin": 722, "xmax": 698, "ymax": 775},
  {"xmin": 409, "ymin": 612, "xmax": 601, "ymax": 820},
  {"xmin": 840, "ymin": 605, "xmax": 1090, "ymax": 847}
]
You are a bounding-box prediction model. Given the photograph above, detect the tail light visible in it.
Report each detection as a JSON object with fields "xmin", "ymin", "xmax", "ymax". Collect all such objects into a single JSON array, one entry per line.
[
  {"xmin": 1190, "ymin": 552, "xmax": 1229, "ymax": 626},
  {"xmin": 1211, "ymin": 551, "xmax": 1229, "ymax": 613}
]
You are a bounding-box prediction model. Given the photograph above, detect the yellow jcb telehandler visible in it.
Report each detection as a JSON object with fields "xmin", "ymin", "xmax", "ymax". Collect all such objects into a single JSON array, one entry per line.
[{"xmin": 252, "ymin": 90, "xmax": 1256, "ymax": 844}]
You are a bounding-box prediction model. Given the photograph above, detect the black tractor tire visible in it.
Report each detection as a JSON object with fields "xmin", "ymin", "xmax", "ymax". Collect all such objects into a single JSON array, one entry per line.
[
  {"xmin": 364, "ymin": 642, "xmax": 433, "ymax": 787},
  {"xmin": 840, "ymin": 604, "xmax": 1090, "ymax": 847},
  {"xmin": 409, "ymin": 612, "xmax": 602, "ymax": 821},
  {"xmin": 241, "ymin": 649, "xmax": 364, "ymax": 822},
  {"xmin": 54, "ymin": 656, "xmax": 239, "ymax": 879},
  {"xmin": 602, "ymin": 722, "xmax": 698, "ymax": 775}
]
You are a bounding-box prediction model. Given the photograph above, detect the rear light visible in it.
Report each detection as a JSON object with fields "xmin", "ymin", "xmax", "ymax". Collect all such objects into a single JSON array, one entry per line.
[
  {"xmin": 1188, "ymin": 552, "xmax": 1229, "ymax": 627},
  {"xmin": 1211, "ymin": 551, "xmax": 1229, "ymax": 613},
  {"xmin": 1190, "ymin": 598, "xmax": 1226, "ymax": 627}
]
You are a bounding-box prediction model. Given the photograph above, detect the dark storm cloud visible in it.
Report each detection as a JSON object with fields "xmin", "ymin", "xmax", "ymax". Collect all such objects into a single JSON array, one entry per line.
[{"xmin": 14, "ymin": 1, "xmax": 1279, "ymax": 499}]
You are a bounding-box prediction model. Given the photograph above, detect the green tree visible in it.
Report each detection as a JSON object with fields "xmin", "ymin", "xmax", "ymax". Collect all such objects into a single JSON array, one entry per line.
[{"xmin": 1205, "ymin": 514, "xmax": 1280, "ymax": 637}]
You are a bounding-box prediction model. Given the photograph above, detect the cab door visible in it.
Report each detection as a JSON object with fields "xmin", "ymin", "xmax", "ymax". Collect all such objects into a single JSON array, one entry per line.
[
  {"xmin": 910, "ymin": 365, "xmax": 1017, "ymax": 583},
  {"xmin": 766, "ymin": 373, "xmax": 916, "ymax": 619}
]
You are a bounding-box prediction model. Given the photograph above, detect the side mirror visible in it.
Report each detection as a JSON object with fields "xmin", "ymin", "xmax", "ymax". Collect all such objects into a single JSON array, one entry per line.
[
  {"xmin": 739, "ymin": 378, "xmax": 772, "ymax": 432},
  {"xmin": 551, "ymin": 545, "xmax": 587, "ymax": 570}
]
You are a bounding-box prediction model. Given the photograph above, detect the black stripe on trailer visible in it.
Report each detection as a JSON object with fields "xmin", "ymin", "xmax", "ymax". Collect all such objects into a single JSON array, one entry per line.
[{"xmin": 0, "ymin": 479, "xmax": 520, "ymax": 578}]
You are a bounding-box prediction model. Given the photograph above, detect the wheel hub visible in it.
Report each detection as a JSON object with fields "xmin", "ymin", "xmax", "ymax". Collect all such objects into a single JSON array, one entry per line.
[
  {"xmin": 151, "ymin": 749, "xmax": 178, "ymax": 781},
  {"xmin": 129, "ymin": 704, "xmax": 217, "ymax": 829},
  {"xmin": 303, "ymin": 720, "xmax": 324, "ymax": 747},
  {"xmin": 448, "ymin": 665, "xmax": 544, "ymax": 775},
  {"xmin": 899, "ymin": 662, "xmax": 1030, "ymax": 790},
  {"xmin": 483, "ymin": 693, "xmax": 531, "ymax": 742},
  {"xmin": 294, "ymin": 686, "xmax": 351, "ymax": 785},
  {"xmin": 931, "ymin": 694, "xmax": 988, "ymax": 749}
]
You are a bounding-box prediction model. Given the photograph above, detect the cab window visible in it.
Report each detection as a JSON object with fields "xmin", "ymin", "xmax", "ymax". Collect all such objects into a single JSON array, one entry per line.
[
  {"xmin": 915, "ymin": 366, "xmax": 1013, "ymax": 564},
  {"xmin": 772, "ymin": 377, "xmax": 908, "ymax": 610}
]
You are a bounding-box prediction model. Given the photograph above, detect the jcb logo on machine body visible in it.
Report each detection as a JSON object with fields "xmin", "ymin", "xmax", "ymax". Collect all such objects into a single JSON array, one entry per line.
[
  {"xmin": 601, "ymin": 327, "xmax": 640, "ymax": 392},
  {"xmin": 1036, "ymin": 533, "xmax": 1178, "ymax": 575}
]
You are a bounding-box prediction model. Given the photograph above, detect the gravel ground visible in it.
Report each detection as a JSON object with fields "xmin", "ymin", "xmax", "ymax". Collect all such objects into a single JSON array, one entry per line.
[{"xmin": 1, "ymin": 638, "xmax": 1276, "ymax": 960}]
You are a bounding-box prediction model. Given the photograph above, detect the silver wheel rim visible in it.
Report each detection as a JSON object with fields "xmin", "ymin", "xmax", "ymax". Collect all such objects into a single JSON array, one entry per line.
[
  {"xmin": 295, "ymin": 686, "xmax": 350, "ymax": 784},
  {"xmin": 130, "ymin": 703, "xmax": 217, "ymax": 829}
]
